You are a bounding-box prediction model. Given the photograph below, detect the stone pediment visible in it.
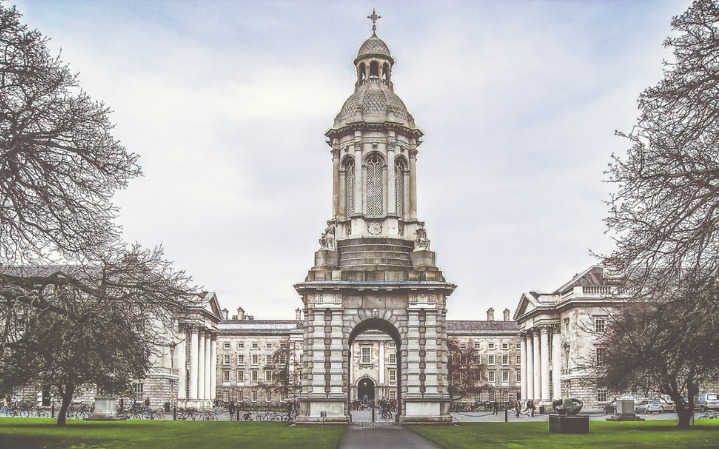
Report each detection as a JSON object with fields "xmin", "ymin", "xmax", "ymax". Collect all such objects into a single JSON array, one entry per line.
[{"xmin": 514, "ymin": 292, "xmax": 540, "ymax": 320}]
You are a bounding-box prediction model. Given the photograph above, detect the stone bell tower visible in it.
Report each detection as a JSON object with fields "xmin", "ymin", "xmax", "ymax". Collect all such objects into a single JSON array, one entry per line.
[{"xmin": 295, "ymin": 10, "xmax": 456, "ymax": 423}]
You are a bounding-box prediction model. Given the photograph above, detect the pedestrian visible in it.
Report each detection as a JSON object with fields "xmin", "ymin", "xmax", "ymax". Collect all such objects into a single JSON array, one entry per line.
[
  {"xmin": 529, "ymin": 399, "xmax": 535, "ymax": 417},
  {"xmin": 492, "ymin": 401, "xmax": 499, "ymax": 415},
  {"xmin": 515, "ymin": 399, "xmax": 521, "ymax": 417}
]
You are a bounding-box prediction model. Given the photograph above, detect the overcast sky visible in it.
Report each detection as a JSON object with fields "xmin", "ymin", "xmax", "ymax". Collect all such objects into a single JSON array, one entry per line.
[{"xmin": 14, "ymin": 0, "xmax": 689, "ymax": 321}]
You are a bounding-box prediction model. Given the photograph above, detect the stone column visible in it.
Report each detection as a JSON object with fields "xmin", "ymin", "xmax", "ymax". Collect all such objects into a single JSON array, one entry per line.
[
  {"xmin": 207, "ymin": 334, "xmax": 215, "ymax": 401},
  {"xmin": 332, "ymin": 146, "xmax": 340, "ymax": 218},
  {"xmin": 198, "ymin": 331, "xmax": 206, "ymax": 401},
  {"xmin": 552, "ymin": 327, "xmax": 562, "ymax": 400},
  {"xmin": 379, "ymin": 341, "xmax": 386, "ymax": 385},
  {"xmin": 423, "ymin": 311, "xmax": 439, "ymax": 396},
  {"xmin": 310, "ymin": 310, "xmax": 326, "ymax": 395},
  {"xmin": 405, "ymin": 310, "xmax": 421, "ymax": 396},
  {"xmin": 408, "ymin": 147, "xmax": 418, "ymax": 219},
  {"xmin": 525, "ymin": 331, "xmax": 534, "ymax": 401},
  {"xmin": 177, "ymin": 334, "xmax": 187, "ymax": 400},
  {"xmin": 519, "ymin": 333, "xmax": 527, "ymax": 401},
  {"xmin": 532, "ymin": 330, "xmax": 541, "ymax": 402},
  {"xmin": 189, "ymin": 329, "xmax": 199, "ymax": 400},
  {"xmin": 329, "ymin": 310, "xmax": 344, "ymax": 396},
  {"xmin": 387, "ymin": 139, "xmax": 396, "ymax": 215},
  {"xmin": 354, "ymin": 137, "xmax": 363, "ymax": 216},
  {"xmin": 540, "ymin": 327, "xmax": 550, "ymax": 403}
]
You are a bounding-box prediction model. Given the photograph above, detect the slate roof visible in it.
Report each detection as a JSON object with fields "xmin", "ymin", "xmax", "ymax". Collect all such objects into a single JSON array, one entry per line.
[
  {"xmin": 447, "ymin": 320, "xmax": 520, "ymax": 336},
  {"xmin": 218, "ymin": 320, "xmax": 303, "ymax": 335}
]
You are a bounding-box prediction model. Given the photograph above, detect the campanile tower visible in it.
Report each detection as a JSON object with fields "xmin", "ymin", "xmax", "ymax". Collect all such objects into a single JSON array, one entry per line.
[{"xmin": 295, "ymin": 11, "xmax": 456, "ymax": 423}]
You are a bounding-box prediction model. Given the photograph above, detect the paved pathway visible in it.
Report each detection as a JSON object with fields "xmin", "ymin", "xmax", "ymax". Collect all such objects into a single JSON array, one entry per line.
[{"xmin": 339, "ymin": 426, "xmax": 441, "ymax": 449}]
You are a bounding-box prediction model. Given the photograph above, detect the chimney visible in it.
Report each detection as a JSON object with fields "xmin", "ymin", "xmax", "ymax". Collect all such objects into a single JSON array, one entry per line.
[
  {"xmin": 295, "ymin": 308, "xmax": 302, "ymax": 320},
  {"xmin": 487, "ymin": 308, "xmax": 495, "ymax": 321},
  {"xmin": 503, "ymin": 308, "xmax": 510, "ymax": 321},
  {"xmin": 222, "ymin": 308, "xmax": 228, "ymax": 320},
  {"xmin": 237, "ymin": 307, "xmax": 245, "ymax": 321}
]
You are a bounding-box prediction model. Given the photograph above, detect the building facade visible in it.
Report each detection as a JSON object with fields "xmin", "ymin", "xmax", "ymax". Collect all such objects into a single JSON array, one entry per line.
[{"xmin": 514, "ymin": 265, "xmax": 626, "ymax": 412}]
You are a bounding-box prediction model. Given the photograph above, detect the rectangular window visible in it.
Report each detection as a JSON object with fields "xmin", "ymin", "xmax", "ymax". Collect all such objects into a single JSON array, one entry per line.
[
  {"xmin": 238, "ymin": 355, "xmax": 244, "ymax": 365},
  {"xmin": 223, "ymin": 343, "xmax": 230, "ymax": 349},
  {"xmin": 488, "ymin": 371, "xmax": 495, "ymax": 383},
  {"xmin": 266, "ymin": 391, "xmax": 272, "ymax": 402},
  {"xmin": 502, "ymin": 343, "xmax": 509, "ymax": 350},
  {"xmin": 596, "ymin": 347, "xmax": 607, "ymax": 366},
  {"xmin": 237, "ymin": 369, "xmax": 244, "ymax": 383},
  {"xmin": 266, "ymin": 342, "xmax": 273, "ymax": 349},
  {"xmin": 223, "ymin": 354, "xmax": 230, "ymax": 365},
  {"xmin": 389, "ymin": 390, "xmax": 396, "ymax": 400},
  {"xmin": 595, "ymin": 317, "xmax": 607, "ymax": 333},
  {"xmin": 460, "ymin": 342, "xmax": 467, "ymax": 350},
  {"xmin": 488, "ymin": 355, "xmax": 495, "ymax": 366},
  {"xmin": 237, "ymin": 342, "xmax": 244, "ymax": 349},
  {"xmin": 502, "ymin": 370, "xmax": 509, "ymax": 382},
  {"xmin": 488, "ymin": 343, "xmax": 495, "ymax": 350},
  {"xmin": 251, "ymin": 354, "xmax": 259, "ymax": 366},
  {"xmin": 516, "ymin": 354, "xmax": 521, "ymax": 365},
  {"xmin": 265, "ymin": 371, "xmax": 272, "ymax": 382},
  {"xmin": 251, "ymin": 390, "xmax": 258, "ymax": 402},
  {"xmin": 474, "ymin": 341, "xmax": 481, "ymax": 349},
  {"xmin": 597, "ymin": 388, "xmax": 608, "ymax": 403},
  {"xmin": 389, "ymin": 341, "xmax": 396, "ymax": 348},
  {"xmin": 252, "ymin": 342, "xmax": 259, "ymax": 349},
  {"xmin": 280, "ymin": 342, "xmax": 287, "ymax": 349},
  {"xmin": 223, "ymin": 370, "xmax": 230, "ymax": 382},
  {"xmin": 516, "ymin": 370, "xmax": 521, "ymax": 382},
  {"xmin": 502, "ymin": 355, "xmax": 509, "ymax": 365},
  {"xmin": 251, "ymin": 370, "xmax": 258, "ymax": 382},
  {"xmin": 361, "ymin": 346, "xmax": 371, "ymax": 364},
  {"xmin": 133, "ymin": 383, "xmax": 143, "ymax": 402},
  {"xmin": 389, "ymin": 368, "xmax": 397, "ymax": 383},
  {"xmin": 389, "ymin": 352, "xmax": 396, "ymax": 365},
  {"xmin": 516, "ymin": 343, "xmax": 521, "ymax": 349}
]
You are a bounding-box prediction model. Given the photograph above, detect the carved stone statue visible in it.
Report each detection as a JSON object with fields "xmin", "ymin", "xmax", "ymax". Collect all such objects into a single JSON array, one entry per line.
[
  {"xmin": 415, "ymin": 221, "xmax": 430, "ymax": 250},
  {"xmin": 552, "ymin": 397, "xmax": 584, "ymax": 415},
  {"xmin": 319, "ymin": 221, "xmax": 336, "ymax": 250}
]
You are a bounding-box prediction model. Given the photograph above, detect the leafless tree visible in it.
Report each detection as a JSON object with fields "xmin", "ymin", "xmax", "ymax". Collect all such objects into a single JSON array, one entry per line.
[
  {"xmin": 447, "ymin": 338, "xmax": 487, "ymax": 408},
  {"xmin": 0, "ymin": 244, "xmax": 199, "ymax": 425},
  {"xmin": 601, "ymin": 0, "xmax": 719, "ymax": 428},
  {"xmin": 0, "ymin": 4, "xmax": 141, "ymax": 265}
]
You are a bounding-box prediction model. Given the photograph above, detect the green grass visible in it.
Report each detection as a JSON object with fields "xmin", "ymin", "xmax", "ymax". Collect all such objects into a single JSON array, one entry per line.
[
  {"xmin": 4, "ymin": 417, "xmax": 719, "ymax": 449},
  {"xmin": 408, "ymin": 419, "xmax": 719, "ymax": 449},
  {"xmin": 0, "ymin": 417, "xmax": 346, "ymax": 449}
]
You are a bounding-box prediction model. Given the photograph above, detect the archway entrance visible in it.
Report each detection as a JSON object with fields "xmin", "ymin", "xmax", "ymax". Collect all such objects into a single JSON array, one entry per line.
[
  {"xmin": 348, "ymin": 318, "xmax": 401, "ymax": 424},
  {"xmin": 357, "ymin": 378, "xmax": 375, "ymax": 404}
]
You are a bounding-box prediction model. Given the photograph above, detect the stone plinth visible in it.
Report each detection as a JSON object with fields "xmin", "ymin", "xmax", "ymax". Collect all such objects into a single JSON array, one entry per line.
[
  {"xmin": 606, "ymin": 399, "xmax": 644, "ymax": 421},
  {"xmin": 548, "ymin": 414, "xmax": 589, "ymax": 434},
  {"xmin": 86, "ymin": 397, "xmax": 126, "ymax": 421}
]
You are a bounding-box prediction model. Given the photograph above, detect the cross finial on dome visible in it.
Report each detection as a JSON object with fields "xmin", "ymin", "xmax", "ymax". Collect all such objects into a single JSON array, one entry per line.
[{"xmin": 367, "ymin": 8, "xmax": 381, "ymax": 36}]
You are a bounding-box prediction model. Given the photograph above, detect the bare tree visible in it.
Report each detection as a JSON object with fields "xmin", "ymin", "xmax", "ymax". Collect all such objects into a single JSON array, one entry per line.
[
  {"xmin": 447, "ymin": 338, "xmax": 487, "ymax": 408},
  {"xmin": 606, "ymin": 0, "xmax": 719, "ymax": 292},
  {"xmin": 0, "ymin": 245, "xmax": 198, "ymax": 425},
  {"xmin": 0, "ymin": 4, "xmax": 141, "ymax": 264},
  {"xmin": 597, "ymin": 295, "xmax": 719, "ymax": 428},
  {"xmin": 600, "ymin": 0, "xmax": 719, "ymax": 428}
]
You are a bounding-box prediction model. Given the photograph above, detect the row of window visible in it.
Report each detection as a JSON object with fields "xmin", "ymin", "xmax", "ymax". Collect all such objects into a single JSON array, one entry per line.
[
  {"xmin": 222, "ymin": 342, "xmax": 288, "ymax": 350},
  {"xmin": 358, "ymin": 346, "xmax": 397, "ymax": 364},
  {"xmin": 459, "ymin": 342, "xmax": 521, "ymax": 351},
  {"xmin": 222, "ymin": 369, "xmax": 275, "ymax": 383},
  {"xmin": 487, "ymin": 370, "xmax": 521, "ymax": 383}
]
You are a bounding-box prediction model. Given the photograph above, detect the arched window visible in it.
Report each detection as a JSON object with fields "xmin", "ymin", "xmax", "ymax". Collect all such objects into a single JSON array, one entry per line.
[
  {"xmin": 344, "ymin": 157, "xmax": 355, "ymax": 216},
  {"xmin": 358, "ymin": 63, "xmax": 366, "ymax": 83},
  {"xmin": 365, "ymin": 153, "xmax": 384, "ymax": 216},
  {"xmin": 369, "ymin": 61, "xmax": 379, "ymax": 79},
  {"xmin": 394, "ymin": 157, "xmax": 407, "ymax": 218}
]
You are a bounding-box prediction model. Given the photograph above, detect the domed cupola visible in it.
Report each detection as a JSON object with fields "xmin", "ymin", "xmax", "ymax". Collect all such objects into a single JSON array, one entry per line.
[{"xmin": 331, "ymin": 9, "xmax": 416, "ymax": 130}]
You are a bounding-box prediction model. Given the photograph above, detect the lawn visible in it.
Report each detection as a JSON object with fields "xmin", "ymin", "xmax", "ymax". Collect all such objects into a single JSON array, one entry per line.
[
  {"xmin": 0, "ymin": 417, "xmax": 346, "ymax": 449},
  {"xmin": 408, "ymin": 419, "xmax": 719, "ymax": 449}
]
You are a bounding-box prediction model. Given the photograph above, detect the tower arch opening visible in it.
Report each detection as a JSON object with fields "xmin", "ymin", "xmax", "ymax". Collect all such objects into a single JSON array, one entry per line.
[{"xmin": 348, "ymin": 318, "xmax": 402, "ymax": 422}]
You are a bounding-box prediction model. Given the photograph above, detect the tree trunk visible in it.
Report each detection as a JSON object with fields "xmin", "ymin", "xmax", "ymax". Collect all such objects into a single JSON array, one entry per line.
[
  {"xmin": 677, "ymin": 406, "xmax": 693, "ymax": 429},
  {"xmin": 56, "ymin": 383, "xmax": 75, "ymax": 426}
]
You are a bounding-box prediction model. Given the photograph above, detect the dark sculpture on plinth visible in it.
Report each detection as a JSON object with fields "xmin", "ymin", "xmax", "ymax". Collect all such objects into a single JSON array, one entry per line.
[{"xmin": 552, "ymin": 397, "xmax": 583, "ymax": 415}]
